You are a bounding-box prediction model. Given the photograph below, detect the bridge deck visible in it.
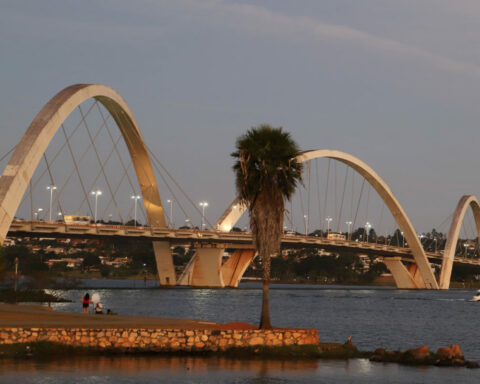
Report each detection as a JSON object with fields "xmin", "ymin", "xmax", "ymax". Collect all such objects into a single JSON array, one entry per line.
[{"xmin": 7, "ymin": 220, "xmax": 480, "ymax": 267}]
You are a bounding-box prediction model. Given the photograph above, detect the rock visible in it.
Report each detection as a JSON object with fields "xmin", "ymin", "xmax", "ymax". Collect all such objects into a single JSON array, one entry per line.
[
  {"xmin": 402, "ymin": 346, "xmax": 432, "ymax": 364},
  {"xmin": 466, "ymin": 361, "xmax": 480, "ymax": 369},
  {"xmin": 369, "ymin": 354, "xmax": 384, "ymax": 362},
  {"xmin": 450, "ymin": 344, "xmax": 463, "ymax": 359},
  {"xmin": 374, "ymin": 348, "xmax": 386, "ymax": 355}
]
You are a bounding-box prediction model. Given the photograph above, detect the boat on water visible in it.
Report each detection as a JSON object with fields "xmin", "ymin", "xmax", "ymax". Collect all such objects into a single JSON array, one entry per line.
[{"xmin": 470, "ymin": 290, "xmax": 480, "ymax": 302}]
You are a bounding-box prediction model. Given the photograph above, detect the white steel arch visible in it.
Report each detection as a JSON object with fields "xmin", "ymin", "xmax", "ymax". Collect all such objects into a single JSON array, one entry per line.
[
  {"xmin": 216, "ymin": 149, "xmax": 439, "ymax": 289},
  {"xmin": 0, "ymin": 84, "xmax": 176, "ymax": 285}
]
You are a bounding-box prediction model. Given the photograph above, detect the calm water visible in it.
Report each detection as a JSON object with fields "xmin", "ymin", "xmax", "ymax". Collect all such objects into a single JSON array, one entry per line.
[{"xmin": 3, "ymin": 283, "xmax": 480, "ymax": 383}]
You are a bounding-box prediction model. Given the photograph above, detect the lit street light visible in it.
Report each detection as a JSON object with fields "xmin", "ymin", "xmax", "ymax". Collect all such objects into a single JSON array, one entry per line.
[
  {"xmin": 34, "ymin": 208, "xmax": 43, "ymax": 220},
  {"xmin": 365, "ymin": 222, "xmax": 372, "ymax": 242},
  {"xmin": 401, "ymin": 231, "xmax": 405, "ymax": 248},
  {"xmin": 199, "ymin": 202, "xmax": 208, "ymax": 230},
  {"xmin": 325, "ymin": 217, "xmax": 332, "ymax": 237},
  {"xmin": 46, "ymin": 185, "xmax": 57, "ymax": 222},
  {"xmin": 303, "ymin": 214, "xmax": 308, "ymax": 236},
  {"xmin": 131, "ymin": 195, "xmax": 141, "ymax": 226},
  {"xmin": 167, "ymin": 199, "xmax": 174, "ymax": 228},
  {"xmin": 346, "ymin": 220, "xmax": 353, "ymax": 240},
  {"xmin": 91, "ymin": 190, "xmax": 102, "ymax": 224},
  {"xmin": 464, "ymin": 243, "xmax": 469, "ymax": 257}
]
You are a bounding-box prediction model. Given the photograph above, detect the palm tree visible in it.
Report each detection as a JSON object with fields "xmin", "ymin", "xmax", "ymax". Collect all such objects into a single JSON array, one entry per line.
[{"xmin": 231, "ymin": 125, "xmax": 303, "ymax": 328}]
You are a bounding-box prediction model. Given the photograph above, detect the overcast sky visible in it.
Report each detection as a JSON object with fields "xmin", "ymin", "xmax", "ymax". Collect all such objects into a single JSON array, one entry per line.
[{"xmin": 2, "ymin": 0, "xmax": 480, "ymax": 232}]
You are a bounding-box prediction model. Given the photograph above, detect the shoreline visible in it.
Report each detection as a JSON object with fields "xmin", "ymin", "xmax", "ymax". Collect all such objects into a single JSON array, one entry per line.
[{"xmin": 0, "ymin": 304, "xmax": 477, "ymax": 369}]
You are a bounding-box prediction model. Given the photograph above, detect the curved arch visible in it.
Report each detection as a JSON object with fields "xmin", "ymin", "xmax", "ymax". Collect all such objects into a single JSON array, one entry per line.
[
  {"xmin": 217, "ymin": 149, "xmax": 438, "ymax": 289},
  {"xmin": 438, "ymin": 195, "xmax": 480, "ymax": 289},
  {"xmin": 0, "ymin": 84, "xmax": 175, "ymax": 284}
]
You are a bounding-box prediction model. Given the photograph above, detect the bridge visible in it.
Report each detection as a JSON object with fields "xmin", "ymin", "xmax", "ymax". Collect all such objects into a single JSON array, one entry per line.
[{"xmin": 0, "ymin": 84, "xmax": 479, "ymax": 289}]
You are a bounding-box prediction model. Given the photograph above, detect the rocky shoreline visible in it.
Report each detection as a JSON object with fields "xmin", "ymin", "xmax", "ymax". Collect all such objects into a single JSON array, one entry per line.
[{"xmin": 0, "ymin": 339, "xmax": 477, "ymax": 369}]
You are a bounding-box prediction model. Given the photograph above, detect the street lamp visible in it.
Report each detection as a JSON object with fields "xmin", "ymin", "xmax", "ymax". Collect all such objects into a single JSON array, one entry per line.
[
  {"xmin": 433, "ymin": 237, "xmax": 438, "ymax": 253},
  {"xmin": 346, "ymin": 221, "xmax": 353, "ymax": 240},
  {"xmin": 91, "ymin": 190, "xmax": 102, "ymax": 224},
  {"xmin": 199, "ymin": 201, "xmax": 208, "ymax": 230},
  {"xmin": 34, "ymin": 208, "xmax": 43, "ymax": 220},
  {"xmin": 365, "ymin": 222, "xmax": 372, "ymax": 242},
  {"xmin": 325, "ymin": 217, "xmax": 332, "ymax": 237},
  {"xmin": 401, "ymin": 231, "xmax": 405, "ymax": 248},
  {"xmin": 303, "ymin": 214, "xmax": 308, "ymax": 236},
  {"xmin": 46, "ymin": 185, "xmax": 57, "ymax": 222},
  {"xmin": 185, "ymin": 218, "xmax": 192, "ymax": 228},
  {"xmin": 167, "ymin": 199, "xmax": 174, "ymax": 228},
  {"xmin": 131, "ymin": 195, "xmax": 141, "ymax": 226},
  {"xmin": 464, "ymin": 243, "xmax": 469, "ymax": 257}
]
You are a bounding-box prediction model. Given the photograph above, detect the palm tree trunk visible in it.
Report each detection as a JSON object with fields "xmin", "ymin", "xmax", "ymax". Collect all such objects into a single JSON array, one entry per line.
[{"xmin": 259, "ymin": 254, "xmax": 272, "ymax": 329}]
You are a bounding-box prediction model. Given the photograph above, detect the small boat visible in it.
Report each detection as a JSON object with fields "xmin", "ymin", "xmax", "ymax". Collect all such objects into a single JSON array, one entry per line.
[{"xmin": 470, "ymin": 290, "xmax": 480, "ymax": 302}]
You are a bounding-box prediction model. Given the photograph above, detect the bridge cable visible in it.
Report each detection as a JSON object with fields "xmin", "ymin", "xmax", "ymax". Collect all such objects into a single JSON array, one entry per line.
[
  {"xmin": 75, "ymin": 134, "xmax": 125, "ymax": 222},
  {"xmin": 147, "ymin": 149, "xmax": 203, "ymax": 227},
  {"xmin": 315, "ymin": 159, "xmax": 322, "ymax": 233},
  {"xmin": 298, "ymin": 175, "xmax": 306, "ymax": 233},
  {"xmin": 350, "ymin": 170, "xmax": 355, "ymax": 223},
  {"xmin": 352, "ymin": 177, "xmax": 366, "ymax": 232},
  {"xmin": 307, "ymin": 160, "xmax": 311, "ymax": 235},
  {"xmin": 336, "ymin": 165, "xmax": 349, "ymax": 233},
  {"xmin": 322, "ymin": 159, "xmax": 331, "ymax": 232},
  {"xmin": 42, "ymin": 153, "xmax": 64, "ymax": 220},
  {"xmin": 79, "ymin": 105, "xmax": 125, "ymax": 223},
  {"xmin": 334, "ymin": 161, "xmax": 338, "ymax": 227},
  {"xmin": 96, "ymin": 104, "xmax": 148, "ymax": 224},
  {"xmin": 61, "ymin": 124, "xmax": 94, "ymax": 218},
  {"xmin": 17, "ymin": 101, "xmax": 103, "ymax": 210},
  {"xmin": 146, "ymin": 146, "xmax": 215, "ymax": 228},
  {"xmin": 0, "ymin": 145, "xmax": 17, "ymax": 164}
]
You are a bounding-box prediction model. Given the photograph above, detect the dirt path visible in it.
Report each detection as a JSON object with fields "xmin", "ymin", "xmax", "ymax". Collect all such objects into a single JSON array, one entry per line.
[{"xmin": 0, "ymin": 304, "xmax": 221, "ymax": 329}]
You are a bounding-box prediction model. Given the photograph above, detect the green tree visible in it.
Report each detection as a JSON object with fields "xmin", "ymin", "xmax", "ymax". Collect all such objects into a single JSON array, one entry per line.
[{"xmin": 232, "ymin": 125, "xmax": 303, "ymax": 328}]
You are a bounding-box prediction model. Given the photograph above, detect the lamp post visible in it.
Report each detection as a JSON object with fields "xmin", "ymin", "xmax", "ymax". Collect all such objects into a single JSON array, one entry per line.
[
  {"xmin": 131, "ymin": 195, "xmax": 141, "ymax": 226},
  {"xmin": 365, "ymin": 222, "xmax": 372, "ymax": 243},
  {"xmin": 303, "ymin": 215, "xmax": 308, "ymax": 236},
  {"xmin": 199, "ymin": 202, "xmax": 208, "ymax": 230},
  {"xmin": 401, "ymin": 231, "xmax": 405, "ymax": 248},
  {"xmin": 325, "ymin": 217, "xmax": 332, "ymax": 237},
  {"xmin": 464, "ymin": 243, "xmax": 469, "ymax": 257},
  {"xmin": 433, "ymin": 237, "xmax": 437, "ymax": 253},
  {"xmin": 34, "ymin": 208, "xmax": 43, "ymax": 220},
  {"xmin": 346, "ymin": 220, "xmax": 353, "ymax": 240},
  {"xmin": 167, "ymin": 199, "xmax": 174, "ymax": 228},
  {"xmin": 46, "ymin": 185, "xmax": 57, "ymax": 222},
  {"xmin": 91, "ymin": 190, "xmax": 102, "ymax": 224}
]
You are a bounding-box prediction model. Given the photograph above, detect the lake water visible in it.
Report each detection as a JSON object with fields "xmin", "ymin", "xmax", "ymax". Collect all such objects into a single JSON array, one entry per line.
[{"xmin": 2, "ymin": 283, "xmax": 480, "ymax": 383}]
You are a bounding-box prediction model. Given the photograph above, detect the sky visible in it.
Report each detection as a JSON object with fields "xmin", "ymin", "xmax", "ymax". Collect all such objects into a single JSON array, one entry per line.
[{"xmin": 1, "ymin": 0, "xmax": 480, "ymax": 233}]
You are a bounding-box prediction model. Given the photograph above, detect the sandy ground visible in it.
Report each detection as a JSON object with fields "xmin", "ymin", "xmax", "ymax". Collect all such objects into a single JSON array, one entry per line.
[{"xmin": 0, "ymin": 304, "xmax": 221, "ymax": 329}]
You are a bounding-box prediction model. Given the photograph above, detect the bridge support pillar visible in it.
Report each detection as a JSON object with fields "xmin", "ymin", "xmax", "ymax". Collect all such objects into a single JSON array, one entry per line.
[
  {"xmin": 153, "ymin": 242, "xmax": 176, "ymax": 286},
  {"xmin": 221, "ymin": 249, "xmax": 256, "ymax": 287},
  {"xmin": 178, "ymin": 247, "xmax": 225, "ymax": 287},
  {"xmin": 383, "ymin": 257, "xmax": 418, "ymax": 289}
]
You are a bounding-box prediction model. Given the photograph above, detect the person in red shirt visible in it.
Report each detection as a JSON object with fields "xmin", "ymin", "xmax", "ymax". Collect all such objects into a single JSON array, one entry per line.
[{"xmin": 82, "ymin": 293, "xmax": 90, "ymax": 313}]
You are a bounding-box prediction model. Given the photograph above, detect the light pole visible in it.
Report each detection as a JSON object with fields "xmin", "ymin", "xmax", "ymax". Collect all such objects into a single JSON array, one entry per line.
[
  {"xmin": 325, "ymin": 217, "xmax": 332, "ymax": 237},
  {"xmin": 185, "ymin": 218, "xmax": 192, "ymax": 228},
  {"xmin": 401, "ymin": 231, "xmax": 405, "ymax": 248},
  {"xmin": 365, "ymin": 222, "xmax": 371, "ymax": 242},
  {"xmin": 131, "ymin": 195, "xmax": 141, "ymax": 226},
  {"xmin": 433, "ymin": 237, "xmax": 437, "ymax": 253},
  {"xmin": 46, "ymin": 185, "xmax": 57, "ymax": 222},
  {"xmin": 91, "ymin": 190, "xmax": 102, "ymax": 224},
  {"xmin": 303, "ymin": 214, "xmax": 308, "ymax": 236},
  {"xmin": 167, "ymin": 199, "xmax": 174, "ymax": 228},
  {"xmin": 34, "ymin": 208, "xmax": 43, "ymax": 220},
  {"xmin": 464, "ymin": 243, "xmax": 469, "ymax": 257},
  {"xmin": 346, "ymin": 221, "xmax": 353, "ymax": 240},
  {"xmin": 199, "ymin": 202, "xmax": 208, "ymax": 230}
]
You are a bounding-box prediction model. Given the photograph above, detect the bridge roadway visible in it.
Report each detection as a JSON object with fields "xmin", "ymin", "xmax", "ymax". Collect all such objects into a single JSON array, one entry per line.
[{"xmin": 7, "ymin": 220, "xmax": 480, "ymax": 268}]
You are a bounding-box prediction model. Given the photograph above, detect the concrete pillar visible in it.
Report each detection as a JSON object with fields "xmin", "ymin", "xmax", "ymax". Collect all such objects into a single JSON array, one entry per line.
[
  {"xmin": 383, "ymin": 257, "xmax": 418, "ymax": 289},
  {"xmin": 153, "ymin": 241, "xmax": 176, "ymax": 286},
  {"xmin": 221, "ymin": 249, "xmax": 256, "ymax": 287}
]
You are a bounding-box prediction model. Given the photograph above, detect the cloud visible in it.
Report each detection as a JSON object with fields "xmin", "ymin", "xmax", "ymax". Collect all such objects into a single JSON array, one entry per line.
[{"xmin": 170, "ymin": 0, "xmax": 480, "ymax": 78}]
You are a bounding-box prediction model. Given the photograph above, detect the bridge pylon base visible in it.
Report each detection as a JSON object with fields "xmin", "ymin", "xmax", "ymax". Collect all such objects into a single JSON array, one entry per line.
[{"xmin": 383, "ymin": 257, "xmax": 420, "ymax": 289}]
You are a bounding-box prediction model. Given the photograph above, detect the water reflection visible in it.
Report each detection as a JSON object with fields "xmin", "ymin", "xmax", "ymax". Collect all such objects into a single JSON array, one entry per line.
[{"xmin": 0, "ymin": 355, "xmax": 317, "ymax": 374}]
